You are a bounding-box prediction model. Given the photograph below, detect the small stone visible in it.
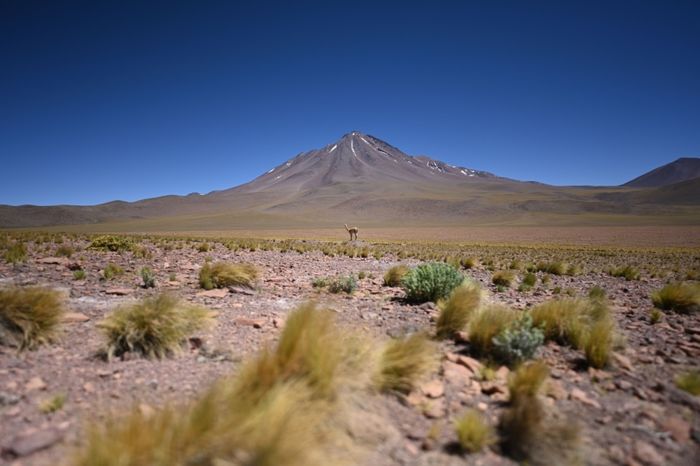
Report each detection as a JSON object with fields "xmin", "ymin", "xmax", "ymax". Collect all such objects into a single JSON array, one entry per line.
[
  {"xmin": 62, "ymin": 312, "xmax": 90, "ymax": 323},
  {"xmin": 82, "ymin": 382, "xmax": 95, "ymax": 393},
  {"xmin": 455, "ymin": 355, "xmax": 483, "ymax": 374},
  {"xmin": 612, "ymin": 353, "xmax": 633, "ymax": 371},
  {"xmin": 138, "ymin": 403, "xmax": 155, "ymax": 418},
  {"xmin": 104, "ymin": 287, "xmax": 133, "ymax": 296},
  {"xmin": 633, "ymin": 440, "xmax": 664, "ymax": 466},
  {"xmin": 420, "ymin": 380, "xmax": 445, "ymax": 398},
  {"xmin": 495, "ymin": 366, "xmax": 510, "ymax": 381},
  {"xmin": 546, "ymin": 380, "xmax": 567, "ymax": 400},
  {"xmin": 2, "ymin": 429, "xmax": 63, "ymax": 458},
  {"xmin": 0, "ymin": 391, "xmax": 20, "ymax": 406},
  {"xmin": 403, "ymin": 391, "xmax": 423, "ymax": 407},
  {"xmin": 423, "ymin": 398, "xmax": 446, "ymax": 419},
  {"xmin": 442, "ymin": 361, "xmax": 472, "ymax": 388},
  {"xmin": 25, "ymin": 377, "xmax": 46, "ymax": 392},
  {"xmin": 196, "ymin": 288, "xmax": 229, "ymax": 298},
  {"xmin": 660, "ymin": 416, "xmax": 690, "ymax": 444},
  {"xmin": 569, "ymin": 388, "xmax": 601, "ymax": 409},
  {"xmin": 229, "ymin": 286, "xmax": 255, "ymax": 295},
  {"xmin": 481, "ymin": 382, "xmax": 506, "ymax": 396},
  {"xmin": 615, "ymin": 380, "xmax": 633, "ymax": 390},
  {"xmin": 234, "ymin": 318, "xmax": 265, "ymax": 328}
]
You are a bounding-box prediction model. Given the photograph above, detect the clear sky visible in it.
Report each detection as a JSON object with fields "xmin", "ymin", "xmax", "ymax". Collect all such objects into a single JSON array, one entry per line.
[{"xmin": 1, "ymin": 0, "xmax": 699, "ymax": 205}]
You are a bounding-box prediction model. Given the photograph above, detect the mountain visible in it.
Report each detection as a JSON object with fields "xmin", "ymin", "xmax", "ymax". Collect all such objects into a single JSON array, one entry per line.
[
  {"xmin": 1, "ymin": 132, "xmax": 699, "ymax": 230},
  {"xmin": 623, "ymin": 157, "xmax": 700, "ymax": 187}
]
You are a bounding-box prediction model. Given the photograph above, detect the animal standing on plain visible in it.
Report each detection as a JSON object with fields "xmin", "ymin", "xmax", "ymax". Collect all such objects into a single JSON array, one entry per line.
[{"xmin": 344, "ymin": 224, "xmax": 359, "ymax": 241}]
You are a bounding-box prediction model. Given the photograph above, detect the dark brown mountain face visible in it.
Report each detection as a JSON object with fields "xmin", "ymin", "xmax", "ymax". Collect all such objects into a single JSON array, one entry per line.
[
  {"xmin": 1, "ymin": 133, "xmax": 699, "ymax": 229},
  {"xmin": 232, "ymin": 132, "xmax": 494, "ymax": 193},
  {"xmin": 623, "ymin": 157, "xmax": 700, "ymax": 187}
]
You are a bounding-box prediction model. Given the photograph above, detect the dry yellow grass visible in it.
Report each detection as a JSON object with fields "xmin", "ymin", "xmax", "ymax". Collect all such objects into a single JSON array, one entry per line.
[{"xmin": 0, "ymin": 286, "xmax": 64, "ymax": 350}]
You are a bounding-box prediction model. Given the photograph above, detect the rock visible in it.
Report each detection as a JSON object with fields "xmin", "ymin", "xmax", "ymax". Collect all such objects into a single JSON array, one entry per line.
[
  {"xmin": 442, "ymin": 361, "xmax": 472, "ymax": 388},
  {"xmin": 481, "ymin": 382, "xmax": 506, "ymax": 396},
  {"xmin": 569, "ymin": 388, "xmax": 601, "ymax": 409},
  {"xmin": 546, "ymin": 379, "xmax": 567, "ymax": 400},
  {"xmin": 660, "ymin": 416, "xmax": 691, "ymax": 444},
  {"xmin": 615, "ymin": 380, "xmax": 633, "ymax": 391},
  {"xmin": 82, "ymin": 382, "xmax": 95, "ymax": 393},
  {"xmin": 633, "ymin": 440, "xmax": 664, "ymax": 466},
  {"xmin": 229, "ymin": 286, "xmax": 255, "ymax": 295},
  {"xmin": 495, "ymin": 365, "xmax": 510, "ymax": 381},
  {"xmin": 423, "ymin": 398, "xmax": 446, "ymax": 419},
  {"xmin": 612, "ymin": 353, "xmax": 634, "ymax": 371},
  {"xmin": 36, "ymin": 257, "xmax": 69, "ymax": 265},
  {"xmin": 234, "ymin": 318, "xmax": 265, "ymax": 328},
  {"xmin": 2, "ymin": 429, "xmax": 63, "ymax": 458},
  {"xmin": 25, "ymin": 377, "xmax": 46, "ymax": 392},
  {"xmin": 420, "ymin": 380, "xmax": 445, "ymax": 398},
  {"xmin": 0, "ymin": 391, "xmax": 20, "ymax": 406},
  {"xmin": 62, "ymin": 312, "xmax": 90, "ymax": 323},
  {"xmin": 196, "ymin": 288, "xmax": 229, "ymax": 298},
  {"xmin": 455, "ymin": 355, "xmax": 483, "ymax": 375},
  {"xmin": 104, "ymin": 287, "xmax": 134, "ymax": 296}
]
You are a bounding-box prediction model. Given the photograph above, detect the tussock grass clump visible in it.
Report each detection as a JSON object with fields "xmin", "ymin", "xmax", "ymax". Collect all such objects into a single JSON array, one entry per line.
[
  {"xmin": 102, "ymin": 263, "xmax": 124, "ymax": 280},
  {"xmin": 675, "ymin": 370, "xmax": 700, "ymax": 396},
  {"xmin": 375, "ymin": 333, "xmax": 437, "ymax": 394},
  {"xmin": 461, "ymin": 257, "xmax": 478, "ymax": 269},
  {"xmin": 435, "ymin": 282, "xmax": 481, "ymax": 339},
  {"xmin": 199, "ymin": 262, "xmax": 258, "ymax": 290},
  {"xmin": 73, "ymin": 269, "xmax": 86, "ymax": 280},
  {"xmin": 99, "ymin": 294, "xmax": 213, "ymax": 360},
  {"xmin": 522, "ymin": 272, "xmax": 537, "ymax": 288},
  {"xmin": 140, "ymin": 267, "xmax": 156, "ymax": 288},
  {"xmin": 454, "ymin": 409, "xmax": 496, "ymax": 453},
  {"xmin": 536, "ymin": 261, "xmax": 568, "ymax": 276},
  {"xmin": 508, "ymin": 360, "xmax": 549, "ymax": 404},
  {"xmin": 492, "ymin": 270, "xmax": 515, "ymax": 287},
  {"xmin": 55, "ymin": 245, "xmax": 74, "ymax": 257},
  {"xmin": 383, "ymin": 265, "xmax": 410, "ymax": 287},
  {"xmin": 4, "ymin": 242, "xmax": 27, "ymax": 264},
  {"xmin": 651, "ymin": 282, "xmax": 699, "ymax": 314},
  {"xmin": 608, "ymin": 265, "xmax": 640, "ymax": 281},
  {"xmin": 0, "ymin": 287, "xmax": 64, "ymax": 350},
  {"xmin": 89, "ymin": 235, "xmax": 134, "ymax": 252},
  {"xmin": 583, "ymin": 319, "xmax": 613, "ymax": 369},
  {"xmin": 467, "ymin": 305, "xmax": 517, "ymax": 356},
  {"xmin": 588, "ymin": 286, "xmax": 606, "ymax": 300},
  {"xmin": 401, "ymin": 262, "xmax": 464, "ymax": 303}
]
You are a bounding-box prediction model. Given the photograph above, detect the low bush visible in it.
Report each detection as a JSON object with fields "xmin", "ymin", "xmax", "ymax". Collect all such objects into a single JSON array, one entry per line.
[
  {"xmin": 328, "ymin": 275, "xmax": 357, "ymax": 294},
  {"xmin": 454, "ymin": 409, "xmax": 496, "ymax": 453},
  {"xmin": 88, "ymin": 235, "xmax": 134, "ymax": 252},
  {"xmin": 651, "ymin": 282, "xmax": 699, "ymax": 314},
  {"xmin": 0, "ymin": 287, "xmax": 64, "ymax": 350},
  {"xmin": 99, "ymin": 294, "xmax": 213, "ymax": 360},
  {"xmin": 141, "ymin": 267, "xmax": 156, "ymax": 288},
  {"xmin": 199, "ymin": 262, "xmax": 258, "ymax": 290},
  {"xmin": 435, "ymin": 282, "xmax": 481, "ymax": 339},
  {"xmin": 492, "ymin": 314, "xmax": 544, "ymax": 366},
  {"xmin": 383, "ymin": 265, "xmax": 410, "ymax": 287},
  {"xmin": 401, "ymin": 262, "xmax": 464, "ymax": 303},
  {"xmin": 73, "ymin": 269, "xmax": 86, "ymax": 280}
]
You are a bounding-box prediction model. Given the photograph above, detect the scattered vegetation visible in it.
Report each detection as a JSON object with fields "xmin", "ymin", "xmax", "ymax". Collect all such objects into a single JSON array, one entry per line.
[
  {"xmin": 649, "ymin": 308, "xmax": 663, "ymax": 324},
  {"xmin": 608, "ymin": 265, "xmax": 640, "ymax": 281},
  {"xmin": 98, "ymin": 294, "xmax": 213, "ymax": 360},
  {"xmin": 454, "ymin": 409, "xmax": 496, "ymax": 453},
  {"xmin": 435, "ymin": 282, "xmax": 481, "ymax": 339},
  {"xmin": 199, "ymin": 262, "xmax": 258, "ymax": 290},
  {"xmin": 102, "ymin": 263, "xmax": 124, "ymax": 280},
  {"xmin": 383, "ymin": 265, "xmax": 410, "ymax": 287},
  {"xmin": 0, "ymin": 287, "xmax": 64, "ymax": 350},
  {"xmin": 39, "ymin": 393, "xmax": 66, "ymax": 414},
  {"xmin": 675, "ymin": 370, "xmax": 700, "ymax": 396},
  {"xmin": 401, "ymin": 262, "xmax": 464, "ymax": 303},
  {"xmin": 491, "ymin": 270, "xmax": 515, "ymax": 288},
  {"xmin": 88, "ymin": 235, "xmax": 134, "ymax": 252},
  {"xmin": 328, "ymin": 275, "xmax": 357, "ymax": 294},
  {"xmin": 375, "ymin": 333, "xmax": 436, "ymax": 394},
  {"xmin": 651, "ymin": 282, "xmax": 699, "ymax": 314},
  {"xmin": 4, "ymin": 242, "xmax": 27, "ymax": 264}
]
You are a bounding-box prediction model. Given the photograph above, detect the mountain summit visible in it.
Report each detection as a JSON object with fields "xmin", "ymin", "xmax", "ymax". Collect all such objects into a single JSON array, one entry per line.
[
  {"xmin": 236, "ymin": 131, "xmax": 493, "ymax": 193},
  {"xmin": 623, "ymin": 157, "xmax": 700, "ymax": 187}
]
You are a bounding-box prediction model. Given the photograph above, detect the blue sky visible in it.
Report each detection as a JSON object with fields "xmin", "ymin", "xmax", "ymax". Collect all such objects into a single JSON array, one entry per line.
[{"xmin": 1, "ymin": 0, "xmax": 699, "ymax": 205}]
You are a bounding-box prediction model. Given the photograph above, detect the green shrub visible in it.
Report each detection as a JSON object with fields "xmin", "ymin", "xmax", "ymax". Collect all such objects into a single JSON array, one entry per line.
[
  {"xmin": 435, "ymin": 282, "xmax": 481, "ymax": 339},
  {"xmin": 99, "ymin": 294, "xmax": 213, "ymax": 360},
  {"xmin": 383, "ymin": 265, "xmax": 410, "ymax": 286},
  {"xmin": 651, "ymin": 282, "xmax": 699, "ymax": 314},
  {"xmin": 493, "ymin": 314, "xmax": 544, "ymax": 366},
  {"xmin": 375, "ymin": 333, "xmax": 437, "ymax": 394},
  {"xmin": 468, "ymin": 305, "xmax": 517, "ymax": 356},
  {"xmin": 675, "ymin": 370, "xmax": 700, "ymax": 396},
  {"xmin": 492, "ymin": 270, "xmax": 516, "ymax": 287},
  {"xmin": 0, "ymin": 287, "xmax": 64, "ymax": 350},
  {"xmin": 199, "ymin": 262, "xmax": 258, "ymax": 290},
  {"xmin": 328, "ymin": 275, "xmax": 357, "ymax": 294},
  {"xmin": 4, "ymin": 242, "xmax": 27, "ymax": 264},
  {"xmin": 141, "ymin": 267, "xmax": 156, "ymax": 288},
  {"xmin": 455, "ymin": 409, "xmax": 496, "ymax": 453},
  {"xmin": 401, "ymin": 262, "xmax": 464, "ymax": 303},
  {"xmin": 73, "ymin": 269, "xmax": 86, "ymax": 280},
  {"xmin": 89, "ymin": 235, "xmax": 134, "ymax": 252},
  {"xmin": 311, "ymin": 277, "xmax": 330, "ymax": 288}
]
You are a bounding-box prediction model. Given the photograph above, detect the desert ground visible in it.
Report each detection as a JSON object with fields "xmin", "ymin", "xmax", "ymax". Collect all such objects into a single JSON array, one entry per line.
[{"xmin": 0, "ymin": 231, "xmax": 699, "ymax": 466}]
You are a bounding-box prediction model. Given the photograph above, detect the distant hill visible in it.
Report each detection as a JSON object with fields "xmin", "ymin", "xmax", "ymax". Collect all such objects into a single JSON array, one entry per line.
[
  {"xmin": 1, "ymin": 133, "xmax": 699, "ymax": 229},
  {"xmin": 623, "ymin": 157, "xmax": 700, "ymax": 187}
]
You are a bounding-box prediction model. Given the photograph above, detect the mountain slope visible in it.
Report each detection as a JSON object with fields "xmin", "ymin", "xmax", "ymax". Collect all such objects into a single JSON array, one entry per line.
[
  {"xmin": 1, "ymin": 132, "xmax": 699, "ymax": 229},
  {"xmin": 623, "ymin": 157, "xmax": 700, "ymax": 187}
]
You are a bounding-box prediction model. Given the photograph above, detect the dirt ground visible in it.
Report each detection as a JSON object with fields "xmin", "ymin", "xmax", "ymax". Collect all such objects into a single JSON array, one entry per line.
[{"xmin": 0, "ymin": 236, "xmax": 699, "ymax": 465}]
